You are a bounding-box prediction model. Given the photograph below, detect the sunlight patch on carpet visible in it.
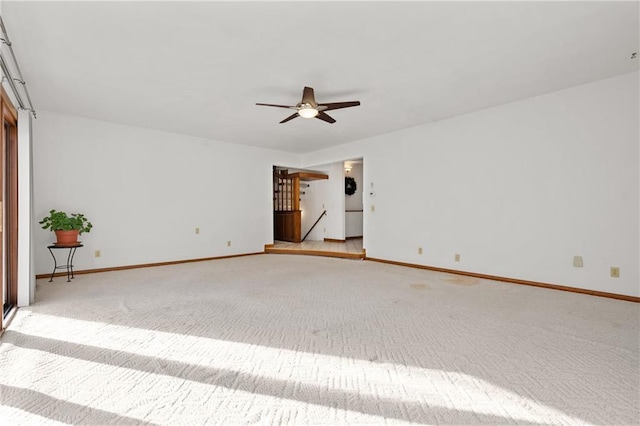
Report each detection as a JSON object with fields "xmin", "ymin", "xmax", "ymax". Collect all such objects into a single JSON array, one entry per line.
[{"xmin": 0, "ymin": 310, "xmax": 591, "ymax": 425}]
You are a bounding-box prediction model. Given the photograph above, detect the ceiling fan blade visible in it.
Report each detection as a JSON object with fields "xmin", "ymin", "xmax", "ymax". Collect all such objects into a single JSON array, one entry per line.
[
  {"xmin": 279, "ymin": 113, "xmax": 299, "ymax": 124},
  {"xmin": 318, "ymin": 101, "xmax": 361, "ymax": 111},
  {"xmin": 301, "ymin": 87, "xmax": 317, "ymax": 106},
  {"xmin": 256, "ymin": 103, "xmax": 297, "ymax": 109},
  {"xmin": 315, "ymin": 111, "xmax": 336, "ymax": 124}
]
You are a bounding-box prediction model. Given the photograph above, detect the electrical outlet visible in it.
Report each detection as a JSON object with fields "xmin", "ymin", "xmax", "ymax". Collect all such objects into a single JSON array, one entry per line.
[
  {"xmin": 94, "ymin": 250, "xmax": 101, "ymax": 258},
  {"xmin": 227, "ymin": 241, "xmax": 231, "ymax": 247},
  {"xmin": 573, "ymin": 256, "xmax": 583, "ymax": 268},
  {"xmin": 371, "ymin": 205, "xmax": 375, "ymax": 212},
  {"xmin": 455, "ymin": 253, "xmax": 461, "ymax": 262},
  {"xmin": 610, "ymin": 267, "xmax": 620, "ymax": 278},
  {"xmin": 195, "ymin": 227, "xmax": 200, "ymax": 234},
  {"xmin": 418, "ymin": 247, "xmax": 423, "ymax": 255}
]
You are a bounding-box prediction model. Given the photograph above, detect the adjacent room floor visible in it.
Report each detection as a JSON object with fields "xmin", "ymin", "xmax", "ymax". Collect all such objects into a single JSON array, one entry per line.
[
  {"xmin": 1, "ymin": 254, "xmax": 638, "ymax": 425},
  {"xmin": 266, "ymin": 238, "xmax": 365, "ymax": 259}
]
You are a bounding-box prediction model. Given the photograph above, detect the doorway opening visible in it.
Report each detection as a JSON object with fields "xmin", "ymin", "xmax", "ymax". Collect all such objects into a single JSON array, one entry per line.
[
  {"xmin": 344, "ymin": 158, "xmax": 363, "ymax": 241},
  {"xmin": 267, "ymin": 161, "xmax": 365, "ymax": 260},
  {"xmin": 272, "ymin": 165, "xmax": 328, "ymax": 243}
]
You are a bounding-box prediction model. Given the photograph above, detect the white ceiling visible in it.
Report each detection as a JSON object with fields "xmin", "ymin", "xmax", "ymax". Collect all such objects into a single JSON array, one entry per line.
[{"xmin": 3, "ymin": 1, "xmax": 638, "ymax": 153}]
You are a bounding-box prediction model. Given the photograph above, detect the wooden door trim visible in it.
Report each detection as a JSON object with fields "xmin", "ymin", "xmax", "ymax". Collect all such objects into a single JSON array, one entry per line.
[{"xmin": 0, "ymin": 86, "xmax": 18, "ymax": 330}]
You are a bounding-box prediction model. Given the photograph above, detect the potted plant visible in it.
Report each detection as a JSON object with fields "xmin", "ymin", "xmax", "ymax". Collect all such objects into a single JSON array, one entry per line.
[{"xmin": 39, "ymin": 209, "xmax": 93, "ymax": 245}]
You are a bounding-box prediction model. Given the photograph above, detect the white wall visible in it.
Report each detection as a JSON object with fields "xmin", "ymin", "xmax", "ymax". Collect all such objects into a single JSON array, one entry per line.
[
  {"xmin": 302, "ymin": 72, "xmax": 640, "ymax": 297},
  {"xmin": 300, "ymin": 178, "xmax": 327, "ymax": 241},
  {"xmin": 17, "ymin": 110, "xmax": 34, "ymax": 306},
  {"xmin": 33, "ymin": 111, "xmax": 300, "ymax": 275},
  {"xmin": 295, "ymin": 162, "xmax": 345, "ymax": 241},
  {"xmin": 316, "ymin": 162, "xmax": 345, "ymax": 241}
]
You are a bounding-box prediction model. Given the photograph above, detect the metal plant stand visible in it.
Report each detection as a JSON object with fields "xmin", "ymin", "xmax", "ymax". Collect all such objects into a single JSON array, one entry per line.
[{"xmin": 47, "ymin": 243, "xmax": 83, "ymax": 282}]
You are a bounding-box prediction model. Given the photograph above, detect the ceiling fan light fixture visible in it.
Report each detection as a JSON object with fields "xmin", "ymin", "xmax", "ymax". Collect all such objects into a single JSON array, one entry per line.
[
  {"xmin": 298, "ymin": 106, "xmax": 318, "ymax": 118},
  {"xmin": 257, "ymin": 87, "xmax": 360, "ymax": 124}
]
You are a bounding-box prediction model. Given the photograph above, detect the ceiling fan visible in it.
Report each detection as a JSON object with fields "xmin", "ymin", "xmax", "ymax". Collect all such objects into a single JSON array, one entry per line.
[{"xmin": 256, "ymin": 86, "xmax": 360, "ymax": 124}]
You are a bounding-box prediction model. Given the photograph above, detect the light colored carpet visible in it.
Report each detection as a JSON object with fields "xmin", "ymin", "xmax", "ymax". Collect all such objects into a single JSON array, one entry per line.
[{"xmin": 0, "ymin": 254, "xmax": 638, "ymax": 425}]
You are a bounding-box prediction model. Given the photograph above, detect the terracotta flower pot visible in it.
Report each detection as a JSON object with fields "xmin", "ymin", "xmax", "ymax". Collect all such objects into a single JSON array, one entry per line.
[{"xmin": 55, "ymin": 230, "xmax": 80, "ymax": 246}]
